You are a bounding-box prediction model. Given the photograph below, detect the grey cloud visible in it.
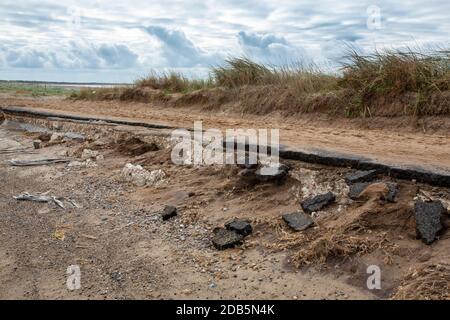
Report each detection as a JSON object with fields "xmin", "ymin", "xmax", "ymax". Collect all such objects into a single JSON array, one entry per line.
[
  {"xmin": 144, "ymin": 25, "xmax": 220, "ymax": 67},
  {"xmin": 237, "ymin": 31, "xmax": 307, "ymax": 65}
]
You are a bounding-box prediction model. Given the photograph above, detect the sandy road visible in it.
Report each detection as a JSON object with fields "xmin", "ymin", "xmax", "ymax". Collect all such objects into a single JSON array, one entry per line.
[{"xmin": 2, "ymin": 96, "xmax": 450, "ymax": 175}]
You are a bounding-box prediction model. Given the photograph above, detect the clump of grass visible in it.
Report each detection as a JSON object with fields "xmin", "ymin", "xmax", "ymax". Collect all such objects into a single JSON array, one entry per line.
[
  {"xmin": 211, "ymin": 57, "xmax": 273, "ymax": 87},
  {"xmin": 391, "ymin": 263, "xmax": 450, "ymax": 300},
  {"xmin": 340, "ymin": 48, "xmax": 450, "ymax": 97},
  {"xmin": 135, "ymin": 71, "xmax": 213, "ymax": 93},
  {"xmin": 211, "ymin": 57, "xmax": 339, "ymax": 93}
]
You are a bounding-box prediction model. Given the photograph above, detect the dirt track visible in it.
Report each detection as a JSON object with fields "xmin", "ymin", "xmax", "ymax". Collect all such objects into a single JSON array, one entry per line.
[{"xmin": 1, "ymin": 95, "xmax": 449, "ymax": 300}]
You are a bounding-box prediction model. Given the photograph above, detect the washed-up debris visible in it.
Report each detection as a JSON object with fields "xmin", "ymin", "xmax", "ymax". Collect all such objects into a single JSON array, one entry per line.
[
  {"xmin": 33, "ymin": 140, "xmax": 41, "ymax": 149},
  {"xmin": 345, "ymin": 170, "xmax": 378, "ymax": 184},
  {"xmin": 161, "ymin": 205, "xmax": 177, "ymax": 221},
  {"xmin": 8, "ymin": 158, "xmax": 72, "ymax": 166},
  {"xmin": 13, "ymin": 192, "xmax": 79, "ymax": 209},
  {"xmin": 282, "ymin": 212, "xmax": 314, "ymax": 231},
  {"xmin": 225, "ymin": 219, "xmax": 252, "ymax": 236},
  {"xmin": 212, "ymin": 228, "xmax": 244, "ymax": 250},
  {"xmin": 122, "ymin": 163, "xmax": 166, "ymax": 187},
  {"xmin": 301, "ymin": 192, "xmax": 336, "ymax": 214},
  {"xmin": 348, "ymin": 181, "xmax": 398, "ymax": 202},
  {"xmin": 414, "ymin": 200, "xmax": 446, "ymax": 244}
]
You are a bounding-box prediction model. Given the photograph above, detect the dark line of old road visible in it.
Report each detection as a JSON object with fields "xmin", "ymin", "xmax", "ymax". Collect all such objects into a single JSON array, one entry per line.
[{"xmin": 2, "ymin": 105, "xmax": 450, "ymax": 188}]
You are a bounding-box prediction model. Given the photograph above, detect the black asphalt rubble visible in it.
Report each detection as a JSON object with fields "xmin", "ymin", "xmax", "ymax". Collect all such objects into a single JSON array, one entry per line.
[
  {"xmin": 345, "ymin": 169, "xmax": 378, "ymax": 184},
  {"xmin": 238, "ymin": 163, "xmax": 290, "ymax": 185},
  {"xmin": 348, "ymin": 181, "xmax": 398, "ymax": 202},
  {"xmin": 161, "ymin": 205, "xmax": 177, "ymax": 221},
  {"xmin": 212, "ymin": 228, "xmax": 244, "ymax": 250},
  {"xmin": 225, "ymin": 219, "xmax": 253, "ymax": 236},
  {"xmin": 301, "ymin": 192, "xmax": 336, "ymax": 214},
  {"xmin": 282, "ymin": 212, "xmax": 314, "ymax": 231},
  {"xmin": 414, "ymin": 200, "xmax": 447, "ymax": 244}
]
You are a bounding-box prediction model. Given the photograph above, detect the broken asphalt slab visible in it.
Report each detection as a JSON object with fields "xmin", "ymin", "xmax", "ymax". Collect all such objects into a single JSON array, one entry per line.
[
  {"xmin": 345, "ymin": 169, "xmax": 378, "ymax": 184},
  {"xmin": 348, "ymin": 181, "xmax": 398, "ymax": 202},
  {"xmin": 282, "ymin": 212, "xmax": 314, "ymax": 231},
  {"xmin": 225, "ymin": 219, "xmax": 253, "ymax": 236},
  {"xmin": 301, "ymin": 192, "xmax": 336, "ymax": 214},
  {"xmin": 212, "ymin": 228, "xmax": 244, "ymax": 250},
  {"xmin": 414, "ymin": 200, "xmax": 447, "ymax": 244}
]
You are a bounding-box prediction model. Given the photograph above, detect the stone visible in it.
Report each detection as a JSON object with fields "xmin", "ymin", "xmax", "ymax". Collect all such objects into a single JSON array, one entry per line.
[
  {"xmin": 345, "ymin": 170, "xmax": 378, "ymax": 184},
  {"xmin": 81, "ymin": 149, "xmax": 100, "ymax": 160},
  {"xmin": 414, "ymin": 200, "xmax": 446, "ymax": 244},
  {"xmin": 301, "ymin": 192, "xmax": 336, "ymax": 213},
  {"xmin": 122, "ymin": 163, "xmax": 166, "ymax": 187},
  {"xmin": 212, "ymin": 228, "xmax": 244, "ymax": 250},
  {"xmin": 348, "ymin": 181, "xmax": 398, "ymax": 202},
  {"xmin": 33, "ymin": 140, "xmax": 42, "ymax": 149},
  {"xmin": 49, "ymin": 132, "xmax": 64, "ymax": 144},
  {"xmin": 225, "ymin": 219, "xmax": 252, "ymax": 236},
  {"xmin": 161, "ymin": 205, "xmax": 177, "ymax": 221},
  {"xmin": 282, "ymin": 212, "xmax": 314, "ymax": 231}
]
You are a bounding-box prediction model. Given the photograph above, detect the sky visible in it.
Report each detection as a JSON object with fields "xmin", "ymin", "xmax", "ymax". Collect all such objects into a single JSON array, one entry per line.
[{"xmin": 0, "ymin": 0, "xmax": 449, "ymax": 83}]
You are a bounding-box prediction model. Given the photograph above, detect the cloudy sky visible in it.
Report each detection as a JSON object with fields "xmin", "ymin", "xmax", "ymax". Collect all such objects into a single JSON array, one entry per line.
[{"xmin": 1, "ymin": 0, "xmax": 449, "ymax": 83}]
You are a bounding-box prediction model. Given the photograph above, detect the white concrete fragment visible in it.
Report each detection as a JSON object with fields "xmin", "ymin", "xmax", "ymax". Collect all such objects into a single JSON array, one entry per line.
[
  {"xmin": 121, "ymin": 163, "xmax": 166, "ymax": 187},
  {"xmin": 81, "ymin": 149, "xmax": 100, "ymax": 160}
]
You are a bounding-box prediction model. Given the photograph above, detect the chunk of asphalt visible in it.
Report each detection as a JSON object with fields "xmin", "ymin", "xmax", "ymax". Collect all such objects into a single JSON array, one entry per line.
[
  {"xmin": 345, "ymin": 170, "xmax": 378, "ymax": 185},
  {"xmin": 212, "ymin": 228, "xmax": 244, "ymax": 250},
  {"xmin": 254, "ymin": 166, "xmax": 288, "ymax": 183},
  {"xmin": 282, "ymin": 212, "xmax": 314, "ymax": 231},
  {"xmin": 161, "ymin": 205, "xmax": 177, "ymax": 221},
  {"xmin": 414, "ymin": 200, "xmax": 446, "ymax": 244},
  {"xmin": 225, "ymin": 219, "xmax": 253, "ymax": 236},
  {"xmin": 348, "ymin": 181, "xmax": 398, "ymax": 202},
  {"xmin": 384, "ymin": 182, "xmax": 399, "ymax": 202},
  {"xmin": 301, "ymin": 192, "xmax": 336, "ymax": 214}
]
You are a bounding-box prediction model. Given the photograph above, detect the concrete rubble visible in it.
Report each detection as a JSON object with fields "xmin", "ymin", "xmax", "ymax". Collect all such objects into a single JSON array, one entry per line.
[{"xmin": 121, "ymin": 163, "xmax": 166, "ymax": 187}]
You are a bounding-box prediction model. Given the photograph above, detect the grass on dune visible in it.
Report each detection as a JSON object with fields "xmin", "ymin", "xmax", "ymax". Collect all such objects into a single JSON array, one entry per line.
[{"xmin": 71, "ymin": 47, "xmax": 450, "ymax": 117}]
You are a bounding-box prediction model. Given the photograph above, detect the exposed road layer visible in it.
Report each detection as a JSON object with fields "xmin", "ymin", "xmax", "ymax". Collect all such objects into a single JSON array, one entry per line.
[{"xmin": 2, "ymin": 105, "xmax": 450, "ymax": 187}]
